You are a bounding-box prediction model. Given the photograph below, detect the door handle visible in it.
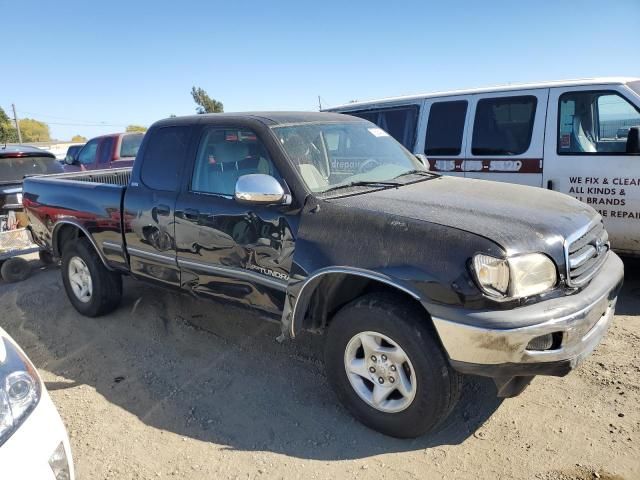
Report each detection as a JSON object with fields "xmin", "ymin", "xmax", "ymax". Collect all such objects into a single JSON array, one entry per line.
[
  {"xmin": 184, "ymin": 208, "xmax": 200, "ymax": 220},
  {"xmin": 547, "ymin": 180, "xmax": 554, "ymax": 190},
  {"xmin": 155, "ymin": 204, "xmax": 171, "ymax": 216}
]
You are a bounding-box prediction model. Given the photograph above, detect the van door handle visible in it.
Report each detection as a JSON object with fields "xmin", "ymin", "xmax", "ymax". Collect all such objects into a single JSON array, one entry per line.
[
  {"xmin": 184, "ymin": 208, "xmax": 200, "ymax": 220},
  {"xmin": 155, "ymin": 204, "xmax": 171, "ymax": 216},
  {"xmin": 547, "ymin": 180, "xmax": 554, "ymax": 190}
]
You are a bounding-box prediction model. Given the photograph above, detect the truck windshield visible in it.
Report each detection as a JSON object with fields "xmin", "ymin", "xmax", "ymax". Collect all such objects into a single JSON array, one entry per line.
[
  {"xmin": 0, "ymin": 155, "xmax": 64, "ymax": 184},
  {"xmin": 272, "ymin": 122, "xmax": 425, "ymax": 193}
]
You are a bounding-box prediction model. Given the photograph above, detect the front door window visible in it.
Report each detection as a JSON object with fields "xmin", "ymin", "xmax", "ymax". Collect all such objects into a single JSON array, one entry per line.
[{"xmin": 558, "ymin": 91, "xmax": 640, "ymax": 154}]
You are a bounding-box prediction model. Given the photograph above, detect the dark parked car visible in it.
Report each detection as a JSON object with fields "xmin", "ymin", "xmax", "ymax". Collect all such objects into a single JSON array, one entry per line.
[
  {"xmin": 62, "ymin": 144, "xmax": 85, "ymax": 165},
  {"xmin": 64, "ymin": 132, "xmax": 144, "ymax": 171},
  {"xmin": 1, "ymin": 145, "xmax": 63, "ymax": 215},
  {"xmin": 23, "ymin": 112, "xmax": 623, "ymax": 438}
]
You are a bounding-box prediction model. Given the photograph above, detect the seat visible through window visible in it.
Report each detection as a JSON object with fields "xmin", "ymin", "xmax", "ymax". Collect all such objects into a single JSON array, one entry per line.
[{"xmin": 192, "ymin": 128, "xmax": 279, "ymax": 196}]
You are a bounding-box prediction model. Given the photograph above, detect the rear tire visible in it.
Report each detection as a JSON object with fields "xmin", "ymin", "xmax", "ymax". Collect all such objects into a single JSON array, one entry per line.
[
  {"xmin": 1, "ymin": 257, "xmax": 31, "ymax": 283},
  {"xmin": 324, "ymin": 293, "xmax": 462, "ymax": 438},
  {"xmin": 61, "ymin": 237, "xmax": 122, "ymax": 317}
]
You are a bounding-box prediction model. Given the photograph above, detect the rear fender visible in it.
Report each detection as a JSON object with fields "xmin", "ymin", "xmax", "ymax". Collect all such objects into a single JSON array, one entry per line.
[{"xmin": 52, "ymin": 220, "xmax": 114, "ymax": 271}]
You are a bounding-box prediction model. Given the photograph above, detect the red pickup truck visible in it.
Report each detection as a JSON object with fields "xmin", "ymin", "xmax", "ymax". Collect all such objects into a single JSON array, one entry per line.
[{"xmin": 63, "ymin": 132, "xmax": 144, "ymax": 171}]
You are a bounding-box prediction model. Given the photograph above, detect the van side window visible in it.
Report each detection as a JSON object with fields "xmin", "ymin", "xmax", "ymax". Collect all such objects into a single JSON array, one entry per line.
[
  {"xmin": 140, "ymin": 126, "xmax": 189, "ymax": 191},
  {"xmin": 347, "ymin": 106, "xmax": 419, "ymax": 149},
  {"xmin": 558, "ymin": 91, "xmax": 640, "ymax": 155},
  {"xmin": 425, "ymin": 101, "xmax": 467, "ymax": 155},
  {"xmin": 191, "ymin": 128, "xmax": 280, "ymax": 196},
  {"xmin": 471, "ymin": 96, "xmax": 537, "ymax": 156}
]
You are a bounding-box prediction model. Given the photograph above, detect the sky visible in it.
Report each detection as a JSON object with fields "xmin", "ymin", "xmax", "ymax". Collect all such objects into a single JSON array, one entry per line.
[{"xmin": 2, "ymin": 0, "xmax": 639, "ymax": 141}]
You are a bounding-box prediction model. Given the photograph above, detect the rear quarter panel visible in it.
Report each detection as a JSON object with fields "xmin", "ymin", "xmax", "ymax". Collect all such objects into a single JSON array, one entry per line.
[{"xmin": 23, "ymin": 176, "xmax": 127, "ymax": 269}]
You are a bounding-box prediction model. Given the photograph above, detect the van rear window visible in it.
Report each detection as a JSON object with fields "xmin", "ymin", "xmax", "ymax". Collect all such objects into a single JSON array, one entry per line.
[
  {"xmin": 346, "ymin": 106, "xmax": 419, "ymax": 149},
  {"xmin": 425, "ymin": 100, "xmax": 468, "ymax": 156},
  {"xmin": 471, "ymin": 96, "xmax": 537, "ymax": 156}
]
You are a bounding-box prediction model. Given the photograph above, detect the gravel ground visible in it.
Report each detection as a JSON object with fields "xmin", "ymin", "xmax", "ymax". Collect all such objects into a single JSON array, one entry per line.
[{"xmin": 0, "ymin": 254, "xmax": 638, "ymax": 480}]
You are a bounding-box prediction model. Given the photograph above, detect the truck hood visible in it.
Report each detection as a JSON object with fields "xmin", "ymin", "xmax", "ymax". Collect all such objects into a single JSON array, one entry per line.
[{"xmin": 327, "ymin": 176, "xmax": 597, "ymax": 255}]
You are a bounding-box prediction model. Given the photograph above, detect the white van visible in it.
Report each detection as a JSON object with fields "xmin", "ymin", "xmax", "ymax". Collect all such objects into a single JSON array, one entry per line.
[{"xmin": 326, "ymin": 77, "xmax": 640, "ymax": 256}]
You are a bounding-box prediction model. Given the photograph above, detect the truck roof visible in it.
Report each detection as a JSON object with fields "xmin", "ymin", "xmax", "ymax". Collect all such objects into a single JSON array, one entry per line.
[
  {"xmin": 154, "ymin": 111, "xmax": 359, "ymax": 128},
  {"xmin": 325, "ymin": 76, "xmax": 640, "ymax": 110}
]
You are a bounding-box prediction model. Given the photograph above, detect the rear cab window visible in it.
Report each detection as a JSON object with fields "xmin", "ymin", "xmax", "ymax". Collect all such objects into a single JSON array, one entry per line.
[
  {"xmin": 140, "ymin": 127, "xmax": 190, "ymax": 191},
  {"xmin": 120, "ymin": 133, "xmax": 144, "ymax": 159},
  {"xmin": 344, "ymin": 105, "xmax": 419, "ymax": 149}
]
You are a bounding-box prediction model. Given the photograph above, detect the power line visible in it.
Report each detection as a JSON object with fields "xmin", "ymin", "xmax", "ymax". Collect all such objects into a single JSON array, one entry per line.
[
  {"xmin": 42, "ymin": 121, "xmax": 128, "ymax": 127},
  {"xmin": 17, "ymin": 110, "xmax": 127, "ymax": 125},
  {"xmin": 2, "ymin": 106, "xmax": 133, "ymax": 127}
]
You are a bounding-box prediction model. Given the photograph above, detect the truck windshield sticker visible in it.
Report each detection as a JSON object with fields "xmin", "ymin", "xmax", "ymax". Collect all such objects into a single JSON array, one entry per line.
[{"xmin": 368, "ymin": 127, "xmax": 390, "ymax": 138}]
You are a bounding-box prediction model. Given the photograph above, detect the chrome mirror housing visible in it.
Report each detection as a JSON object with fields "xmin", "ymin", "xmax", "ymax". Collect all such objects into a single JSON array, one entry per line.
[{"xmin": 234, "ymin": 174, "xmax": 286, "ymax": 205}]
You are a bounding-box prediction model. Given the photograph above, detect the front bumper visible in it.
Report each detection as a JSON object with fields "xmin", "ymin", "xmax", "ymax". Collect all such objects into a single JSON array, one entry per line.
[
  {"xmin": 0, "ymin": 389, "xmax": 74, "ymax": 480},
  {"xmin": 432, "ymin": 252, "xmax": 624, "ymax": 384}
]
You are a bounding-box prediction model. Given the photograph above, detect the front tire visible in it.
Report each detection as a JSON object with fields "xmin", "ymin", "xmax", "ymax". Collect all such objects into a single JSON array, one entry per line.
[
  {"xmin": 324, "ymin": 293, "xmax": 462, "ymax": 438},
  {"xmin": 61, "ymin": 237, "xmax": 122, "ymax": 317}
]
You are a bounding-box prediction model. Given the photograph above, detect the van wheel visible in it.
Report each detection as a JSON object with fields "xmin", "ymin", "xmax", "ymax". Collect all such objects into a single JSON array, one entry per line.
[
  {"xmin": 1, "ymin": 257, "xmax": 31, "ymax": 283},
  {"xmin": 324, "ymin": 293, "xmax": 462, "ymax": 438},
  {"xmin": 61, "ymin": 238, "xmax": 122, "ymax": 317}
]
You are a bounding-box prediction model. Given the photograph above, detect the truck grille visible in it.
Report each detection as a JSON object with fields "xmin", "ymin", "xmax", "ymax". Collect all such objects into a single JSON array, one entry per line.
[{"xmin": 566, "ymin": 221, "xmax": 609, "ymax": 287}]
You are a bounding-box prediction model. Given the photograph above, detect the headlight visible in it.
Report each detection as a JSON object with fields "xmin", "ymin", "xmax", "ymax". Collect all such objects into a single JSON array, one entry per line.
[
  {"xmin": 472, "ymin": 253, "xmax": 557, "ymax": 299},
  {"xmin": 0, "ymin": 334, "xmax": 42, "ymax": 446}
]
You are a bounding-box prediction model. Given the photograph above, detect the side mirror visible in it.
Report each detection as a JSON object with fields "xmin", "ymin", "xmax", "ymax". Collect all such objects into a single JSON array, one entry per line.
[
  {"xmin": 627, "ymin": 126, "xmax": 640, "ymax": 154},
  {"xmin": 234, "ymin": 174, "xmax": 286, "ymax": 205},
  {"xmin": 64, "ymin": 155, "xmax": 76, "ymax": 165}
]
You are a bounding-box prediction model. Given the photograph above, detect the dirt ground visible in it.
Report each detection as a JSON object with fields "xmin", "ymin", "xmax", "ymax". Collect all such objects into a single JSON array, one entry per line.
[{"xmin": 0, "ymin": 254, "xmax": 638, "ymax": 480}]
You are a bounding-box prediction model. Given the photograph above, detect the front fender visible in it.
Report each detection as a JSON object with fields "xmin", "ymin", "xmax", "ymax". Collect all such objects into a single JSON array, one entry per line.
[{"xmin": 283, "ymin": 266, "xmax": 423, "ymax": 338}]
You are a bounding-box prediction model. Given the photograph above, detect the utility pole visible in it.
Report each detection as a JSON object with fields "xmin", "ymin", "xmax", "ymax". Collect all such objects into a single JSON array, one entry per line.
[
  {"xmin": 11, "ymin": 104, "xmax": 22, "ymax": 143},
  {"xmin": 317, "ymin": 95, "xmax": 322, "ymax": 111}
]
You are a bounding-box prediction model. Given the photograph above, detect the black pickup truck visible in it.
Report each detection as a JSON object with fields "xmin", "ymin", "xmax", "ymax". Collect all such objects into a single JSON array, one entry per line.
[{"xmin": 23, "ymin": 112, "xmax": 623, "ymax": 438}]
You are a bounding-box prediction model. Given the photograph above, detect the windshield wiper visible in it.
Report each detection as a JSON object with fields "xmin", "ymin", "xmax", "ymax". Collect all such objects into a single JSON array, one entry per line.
[
  {"xmin": 322, "ymin": 180, "xmax": 402, "ymax": 194},
  {"xmin": 393, "ymin": 169, "xmax": 438, "ymax": 179}
]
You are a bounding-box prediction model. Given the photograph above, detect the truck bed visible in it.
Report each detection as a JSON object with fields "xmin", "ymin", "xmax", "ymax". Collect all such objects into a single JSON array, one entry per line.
[{"xmin": 23, "ymin": 168, "xmax": 132, "ymax": 270}]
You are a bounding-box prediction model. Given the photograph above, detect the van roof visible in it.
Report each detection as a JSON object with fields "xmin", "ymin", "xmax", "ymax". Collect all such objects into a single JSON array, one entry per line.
[{"xmin": 326, "ymin": 77, "xmax": 640, "ymax": 111}]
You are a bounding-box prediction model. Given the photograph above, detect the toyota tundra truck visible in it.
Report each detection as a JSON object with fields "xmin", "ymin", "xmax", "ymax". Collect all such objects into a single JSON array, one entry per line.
[{"xmin": 22, "ymin": 112, "xmax": 624, "ymax": 438}]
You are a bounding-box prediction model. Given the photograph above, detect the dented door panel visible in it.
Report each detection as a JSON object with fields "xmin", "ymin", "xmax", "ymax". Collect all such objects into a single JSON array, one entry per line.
[{"xmin": 174, "ymin": 192, "xmax": 297, "ymax": 314}]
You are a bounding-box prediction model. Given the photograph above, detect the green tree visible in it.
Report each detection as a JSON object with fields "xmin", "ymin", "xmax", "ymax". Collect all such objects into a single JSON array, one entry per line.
[
  {"xmin": 126, "ymin": 124, "xmax": 147, "ymax": 133},
  {"xmin": 191, "ymin": 86, "xmax": 223, "ymax": 114},
  {"xmin": 71, "ymin": 135, "xmax": 87, "ymax": 142},
  {"xmin": 19, "ymin": 118, "xmax": 50, "ymax": 142},
  {"xmin": 0, "ymin": 107, "xmax": 17, "ymax": 143}
]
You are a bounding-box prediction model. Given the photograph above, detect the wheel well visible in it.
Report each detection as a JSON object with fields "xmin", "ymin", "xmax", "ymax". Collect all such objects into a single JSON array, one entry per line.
[
  {"xmin": 53, "ymin": 224, "xmax": 86, "ymax": 257},
  {"xmin": 298, "ymin": 273, "xmax": 431, "ymax": 334}
]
